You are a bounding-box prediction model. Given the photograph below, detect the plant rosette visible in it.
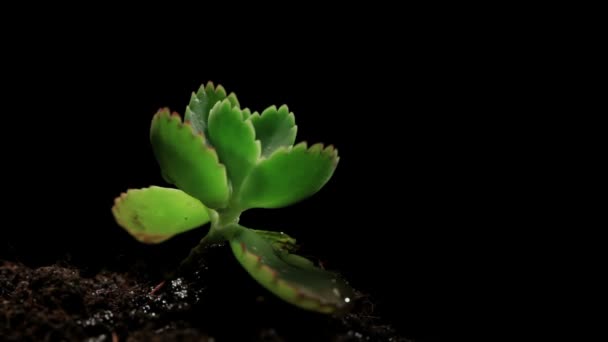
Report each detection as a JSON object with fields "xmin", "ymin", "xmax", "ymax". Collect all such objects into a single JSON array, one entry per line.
[{"xmin": 112, "ymin": 82, "xmax": 353, "ymax": 314}]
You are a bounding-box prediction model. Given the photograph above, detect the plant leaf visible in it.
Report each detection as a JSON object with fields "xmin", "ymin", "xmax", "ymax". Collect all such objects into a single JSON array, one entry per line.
[
  {"xmin": 241, "ymin": 107, "xmax": 252, "ymax": 120},
  {"xmin": 112, "ymin": 186, "xmax": 210, "ymax": 244},
  {"xmin": 238, "ymin": 142, "xmax": 339, "ymax": 209},
  {"xmin": 251, "ymin": 229, "xmax": 298, "ymax": 253},
  {"xmin": 150, "ymin": 108, "xmax": 230, "ymax": 209},
  {"xmin": 250, "ymin": 105, "xmax": 297, "ymax": 157},
  {"xmin": 184, "ymin": 81, "xmax": 239, "ymax": 139},
  {"xmin": 229, "ymin": 225, "xmax": 354, "ymax": 314},
  {"xmin": 208, "ymin": 100, "xmax": 261, "ymax": 192}
]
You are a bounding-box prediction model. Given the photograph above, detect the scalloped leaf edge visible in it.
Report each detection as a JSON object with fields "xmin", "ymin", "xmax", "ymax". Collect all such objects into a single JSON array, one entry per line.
[
  {"xmin": 208, "ymin": 99, "xmax": 262, "ymax": 191},
  {"xmin": 184, "ymin": 81, "xmax": 240, "ymax": 140},
  {"xmin": 258, "ymin": 141, "xmax": 339, "ymax": 165},
  {"xmin": 192, "ymin": 81, "xmax": 240, "ymax": 110},
  {"xmin": 210, "ymin": 99, "xmax": 260, "ymax": 153},
  {"xmin": 249, "ymin": 104, "xmax": 298, "ymax": 157},
  {"xmin": 151, "ymin": 108, "xmax": 231, "ymax": 208},
  {"xmin": 249, "ymin": 104, "xmax": 296, "ymax": 125},
  {"xmin": 111, "ymin": 186, "xmax": 191, "ymax": 244},
  {"xmin": 152, "ymin": 107, "xmax": 226, "ymax": 167}
]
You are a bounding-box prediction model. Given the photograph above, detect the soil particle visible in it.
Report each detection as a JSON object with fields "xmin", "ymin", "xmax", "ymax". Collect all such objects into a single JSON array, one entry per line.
[{"xmin": 1, "ymin": 247, "xmax": 411, "ymax": 342}]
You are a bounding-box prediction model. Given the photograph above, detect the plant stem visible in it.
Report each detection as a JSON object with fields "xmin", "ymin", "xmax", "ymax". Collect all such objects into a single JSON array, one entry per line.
[
  {"xmin": 176, "ymin": 229, "xmax": 224, "ymax": 276},
  {"xmin": 215, "ymin": 201, "xmax": 244, "ymax": 227},
  {"xmin": 176, "ymin": 207, "xmax": 243, "ymax": 276}
]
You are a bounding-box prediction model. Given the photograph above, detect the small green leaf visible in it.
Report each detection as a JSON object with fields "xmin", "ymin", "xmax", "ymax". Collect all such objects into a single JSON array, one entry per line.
[
  {"xmin": 112, "ymin": 186, "xmax": 210, "ymax": 244},
  {"xmin": 184, "ymin": 81, "xmax": 240, "ymax": 138},
  {"xmin": 208, "ymin": 100, "xmax": 261, "ymax": 192},
  {"xmin": 250, "ymin": 105, "xmax": 297, "ymax": 157},
  {"xmin": 230, "ymin": 225, "xmax": 354, "ymax": 314},
  {"xmin": 239, "ymin": 142, "xmax": 339, "ymax": 209},
  {"xmin": 150, "ymin": 108, "xmax": 230, "ymax": 209}
]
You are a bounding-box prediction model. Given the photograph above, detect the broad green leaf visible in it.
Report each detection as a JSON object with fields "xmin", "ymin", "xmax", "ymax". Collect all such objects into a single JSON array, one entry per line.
[
  {"xmin": 230, "ymin": 225, "xmax": 354, "ymax": 314},
  {"xmin": 208, "ymin": 100, "xmax": 261, "ymax": 192},
  {"xmin": 184, "ymin": 82, "xmax": 239, "ymax": 138},
  {"xmin": 112, "ymin": 186, "xmax": 210, "ymax": 244},
  {"xmin": 239, "ymin": 142, "xmax": 339, "ymax": 209},
  {"xmin": 150, "ymin": 109, "xmax": 230, "ymax": 209},
  {"xmin": 250, "ymin": 105, "xmax": 297, "ymax": 157}
]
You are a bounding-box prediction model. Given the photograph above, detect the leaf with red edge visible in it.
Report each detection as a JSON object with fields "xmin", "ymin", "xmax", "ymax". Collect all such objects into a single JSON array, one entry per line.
[
  {"xmin": 150, "ymin": 108, "xmax": 230, "ymax": 209},
  {"xmin": 112, "ymin": 186, "xmax": 210, "ymax": 244}
]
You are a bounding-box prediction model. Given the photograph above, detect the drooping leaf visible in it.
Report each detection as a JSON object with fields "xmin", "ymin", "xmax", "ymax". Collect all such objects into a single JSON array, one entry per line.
[
  {"xmin": 112, "ymin": 186, "xmax": 210, "ymax": 244},
  {"xmin": 238, "ymin": 142, "xmax": 339, "ymax": 209},
  {"xmin": 250, "ymin": 105, "xmax": 297, "ymax": 157},
  {"xmin": 208, "ymin": 100, "xmax": 261, "ymax": 192},
  {"xmin": 184, "ymin": 81, "xmax": 240, "ymax": 138},
  {"xmin": 150, "ymin": 108, "xmax": 230, "ymax": 209},
  {"xmin": 229, "ymin": 225, "xmax": 354, "ymax": 314}
]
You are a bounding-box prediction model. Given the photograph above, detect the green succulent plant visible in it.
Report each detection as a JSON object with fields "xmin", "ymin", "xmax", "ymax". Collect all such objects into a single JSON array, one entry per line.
[{"xmin": 112, "ymin": 82, "xmax": 353, "ymax": 314}]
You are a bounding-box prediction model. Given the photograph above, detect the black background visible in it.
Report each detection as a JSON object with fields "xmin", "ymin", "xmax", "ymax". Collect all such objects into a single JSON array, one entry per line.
[{"xmin": 0, "ymin": 22, "xmax": 519, "ymax": 341}]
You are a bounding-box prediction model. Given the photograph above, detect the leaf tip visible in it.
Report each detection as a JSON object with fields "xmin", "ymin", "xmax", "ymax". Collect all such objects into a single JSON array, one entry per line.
[
  {"xmin": 215, "ymin": 84, "xmax": 227, "ymax": 96},
  {"xmin": 288, "ymin": 112, "xmax": 296, "ymax": 125},
  {"xmin": 250, "ymin": 111, "xmax": 261, "ymax": 120},
  {"xmin": 309, "ymin": 143, "xmax": 324, "ymax": 153},
  {"xmin": 154, "ymin": 107, "xmax": 171, "ymax": 118},
  {"xmin": 262, "ymin": 105, "xmax": 278, "ymax": 117},
  {"xmin": 293, "ymin": 141, "xmax": 308, "ymax": 151},
  {"xmin": 171, "ymin": 111, "xmax": 182, "ymax": 120},
  {"xmin": 205, "ymin": 81, "xmax": 216, "ymax": 91}
]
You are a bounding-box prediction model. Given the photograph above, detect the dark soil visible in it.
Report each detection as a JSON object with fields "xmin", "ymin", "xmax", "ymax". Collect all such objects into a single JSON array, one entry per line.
[{"xmin": 0, "ymin": 244, "xmax": 411, "ymax": 342}]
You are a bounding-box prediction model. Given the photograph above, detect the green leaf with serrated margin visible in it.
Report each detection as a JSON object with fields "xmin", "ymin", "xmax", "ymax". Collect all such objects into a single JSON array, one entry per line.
[
  {"xmin": 150, "ymin": 108, "xmax": 230, "ymax": 209},
  {"xmin": 112, "ymin": 186, "xmax": 209, "ymax": 244},
  {"xmin": 238, "ymin": 142, "xmax": 339, "ymax": 209},
  {"xmin": 250, "ymin": 105, "xmax": 297, "ymax": 157},
  {"xmin": 184, "ymin": 81, "xmax": 240, "ymax": 138},
  {"xmin": 208, "ymin": 100, "xmax": 260, "ymax": 192},
  {"xmin": 230, "ymin": 225, "xmax": 354, "ymax": 314}
]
